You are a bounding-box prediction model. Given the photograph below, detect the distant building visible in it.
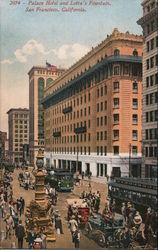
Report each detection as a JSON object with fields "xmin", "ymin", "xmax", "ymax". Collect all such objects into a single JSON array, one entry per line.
[
  {"xmin": 0, "ymin": 131, "xmax": 7, "ymax": 161},
  {"xmin": 43, "ymin": 29, "xmax": 143, "ymax": 178},
  {"xmin": 7, "ymin": 108, "xmax": 29, "ymax": 164},
  {"xmin": 28, "ymin": 65, "xmax": 65, "ymax": 166},
  {"xmin": 137, "ymin": 0, "xmax": 158, "ymax": 178},
  {"xmin": 4, "ymin": 139, "xmax": 9, "ymax": 161}
]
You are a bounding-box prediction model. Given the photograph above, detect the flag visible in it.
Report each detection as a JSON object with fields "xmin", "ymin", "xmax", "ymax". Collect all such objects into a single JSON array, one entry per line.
[{"xmin": 46, "ymin": 61, "xmax": 57, "ymax": 72}]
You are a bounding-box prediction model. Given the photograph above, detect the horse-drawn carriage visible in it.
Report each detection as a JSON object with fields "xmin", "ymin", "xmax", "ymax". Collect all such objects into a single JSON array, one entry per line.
[
  {"xmin": 85, "ymin": 212, "xmax": 127, "ymax": 248},
  {"xmin": 67, "ymin": 199, "xmax": 90, "ymax": 226}
]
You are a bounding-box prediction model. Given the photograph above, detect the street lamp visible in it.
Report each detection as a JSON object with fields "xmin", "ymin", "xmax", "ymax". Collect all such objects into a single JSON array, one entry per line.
[{"xmin": 129, "ymin": 143, "xmax": 132, "ymax": 177}]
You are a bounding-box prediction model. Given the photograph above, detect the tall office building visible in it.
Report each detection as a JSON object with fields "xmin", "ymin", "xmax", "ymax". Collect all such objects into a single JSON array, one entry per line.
[
  {"xmin": 137, "ymin": 0, "xmax": 158, "ymax": 178},
  {"xmin": 0, "ymin": 131, "xmax": 7, "ymax": 161},
  {"xmin": 43, "ymin": 29, "xmax": 143, "ymax": 178},
  {"xmin": 7, "ymin": 108, "xmax": 29, "ymax": 164},
  {"xmin": 28, "ymin": 65, "xmax": 65, "ymax": 166}
]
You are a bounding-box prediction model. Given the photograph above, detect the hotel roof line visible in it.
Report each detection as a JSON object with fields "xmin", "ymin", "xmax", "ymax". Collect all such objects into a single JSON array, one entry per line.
[{"xmin": 44, "ymin": 28, "xmax": 143, "ymax": 92}]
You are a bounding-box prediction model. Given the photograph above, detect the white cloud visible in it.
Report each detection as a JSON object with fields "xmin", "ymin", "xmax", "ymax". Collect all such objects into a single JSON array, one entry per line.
[
  {"xmin": 14, "ymin": 39, "xmax": 50, "ymax": 63},
  {"xmin": 70, "ymin": 43, "xmax": 90, "ymax": 59},
  {"xmin": 53, "ymin": 44, "xmax": 69, "ymax": 60},
  {"xmin": 53, "ymin": 43, "xmax": 90, "ymax": 61},
  {"xmin": 1, "ymin": 59, "xmax": 13, "ymax": 65}
]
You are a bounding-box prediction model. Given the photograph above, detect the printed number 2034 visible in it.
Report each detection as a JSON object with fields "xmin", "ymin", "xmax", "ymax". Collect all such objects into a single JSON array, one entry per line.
[{"xmin": 10, "ymin": 1, "xmax": 21, "ymax": 5}]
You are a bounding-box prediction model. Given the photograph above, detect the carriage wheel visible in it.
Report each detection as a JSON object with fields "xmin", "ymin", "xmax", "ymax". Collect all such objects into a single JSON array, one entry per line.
[
  {"xmin": 85, "ymin": 222, "xmax": 92, "ymax": 238},
  {"xmin": 97, "ymin": 233, "xmax": 106, "ymax": 248}
]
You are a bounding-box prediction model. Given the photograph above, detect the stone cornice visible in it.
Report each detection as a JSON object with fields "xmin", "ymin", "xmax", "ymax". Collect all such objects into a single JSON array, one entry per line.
[{"xmin": 45, "ymin": 29, "xmax": 142, "ymax": 92}]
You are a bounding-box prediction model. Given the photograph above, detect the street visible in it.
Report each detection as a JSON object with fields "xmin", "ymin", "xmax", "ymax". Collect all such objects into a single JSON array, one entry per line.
[{"xmin": 0, "ymin": 168, "xmax": 108, "ymax": 249}]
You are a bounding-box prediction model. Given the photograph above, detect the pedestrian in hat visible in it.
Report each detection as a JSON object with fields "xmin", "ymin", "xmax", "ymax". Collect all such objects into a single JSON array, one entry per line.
[
  {"xmin": 15, "ymin": 220, "xmax": 25, "ymax": 249},
  {"xmin": 73, "ymin": 229, "xmax": 81, "ymax": 248},
  {"xmin": 4, "ymin": 214, "xmax": 14, "ymax": 239},
  {"xmin": 133, "ymin": 211, "xmax": 142, "ymax": 229}
]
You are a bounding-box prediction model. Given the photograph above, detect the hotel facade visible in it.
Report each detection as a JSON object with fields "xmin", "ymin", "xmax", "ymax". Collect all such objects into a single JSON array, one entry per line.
[
  {"xmin": 28, "ymin": 66, "xmax": 65, "ymax": 166},
  {"xmin": 138, "ymin": 0, "xmax": 158, "ymax": 179},
  {"xmin": 43, "ymin": 29, "xmax": 143, "ymax": 178},
  {"xmin": 7, "ymin": 108, "xmax": 29, "ymax": 164}
]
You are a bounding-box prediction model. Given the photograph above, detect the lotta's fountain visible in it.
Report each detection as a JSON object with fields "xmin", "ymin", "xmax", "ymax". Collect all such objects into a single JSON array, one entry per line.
[{"xmin": 26, "ymin": 149, "xmax": 55, "ymax": 242}]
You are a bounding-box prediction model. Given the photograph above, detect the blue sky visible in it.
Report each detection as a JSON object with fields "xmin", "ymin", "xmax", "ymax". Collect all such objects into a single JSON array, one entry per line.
[{"xmin": 0, "ymin": 0, "xmax": 143, "ymax": 132}]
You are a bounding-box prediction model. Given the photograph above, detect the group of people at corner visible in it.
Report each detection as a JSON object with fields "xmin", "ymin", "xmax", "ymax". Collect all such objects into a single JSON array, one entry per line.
[
  {"xmin": 102, "ymin": 196, "xmax": 157, "ymax": 243},
  {"xmin": 0, "ymin": 175, "xmax": 26, "ymax": 249}
]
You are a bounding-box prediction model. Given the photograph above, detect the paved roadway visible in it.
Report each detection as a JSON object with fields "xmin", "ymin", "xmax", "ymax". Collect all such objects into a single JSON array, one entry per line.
[{"xmin": 0, "ymin": 168, "xmax": 103, "ymax": 249}]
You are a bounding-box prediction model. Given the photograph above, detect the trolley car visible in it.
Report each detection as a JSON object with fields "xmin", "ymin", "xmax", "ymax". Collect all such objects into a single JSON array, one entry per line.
[
  {"xmin": 108, "ymin": 177, "xmax": 157, "ymax": 219},
  {"xmin": 45, "ymin": 169, "xmax": 74, "ymax": 192}
]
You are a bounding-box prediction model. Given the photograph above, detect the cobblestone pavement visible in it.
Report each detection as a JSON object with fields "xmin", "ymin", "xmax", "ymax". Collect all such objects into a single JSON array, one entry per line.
[{"xmin": 1, "ymin": 169, "xmax": 108, "ymax": 249}]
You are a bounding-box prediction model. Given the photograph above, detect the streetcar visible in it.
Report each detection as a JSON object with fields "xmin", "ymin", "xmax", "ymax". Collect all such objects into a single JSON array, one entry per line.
[
  {"xmin": 45, "ymin": 168, "xmax": 74, "ymax": 192},
  {"xmin": 108, "ymin": 177, "xmax": 158, "ymax": 219}
]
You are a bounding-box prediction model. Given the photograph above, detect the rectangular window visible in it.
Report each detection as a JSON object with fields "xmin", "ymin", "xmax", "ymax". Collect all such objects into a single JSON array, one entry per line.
[
  {"xmin": 104, "ymin": 85, "xmax": 107, "ymax": 95},
  {"xmin": 88, "ymin": 120, "xmax": 91, "ymax": 128},
  {"xmin": 84, "ymin": 94, "xmax": 86, "ymax": 103},
  {"xmin": 147, "ymin": 41, "xmax": 149, "ymax": 52},
  {"xmin": 133, "ymin": 99, "xmax": 138, "ymax": 109},
  {"xmin": 97, "ymin": 132, "xmax": 99, "ymax": 141},
  {"xmin": 114, "ymin": 114, "xmax": 119, "ymax": 124},
  {"xmin": 101, "ymin": 117, "xmax": 103, "ymax": 126},
  {"xmin": 150, "ymin": 93, "xmax": 154, "ymax": 104},
  {"xmin": 104, "ymin": 131, "xmax": 107, "ymax": 140},
  {"xmin": 84, "ymin": 108, "xmax": 86, "ymax": 116},
  {"xmin": 97, "ymin": 103, "xmax": 99, "ymax": 112},
  {"xmin": 104, "ymin": 116, "xmax": 107, "ymax": 125},
  {"xmin": 97, "ymin": 146, "xmax": 99, "ymax": 155},
  {"xmin": 100, "ymin": 146, "xmax": 103, "ymax": 155},
  {"xmin": 132, "ymin": 146, "xmax": 137, "ymax": 155},
  {"xmin": 88, "ymin": 106, "xmax": 91, "ymax": 115},
  {"xmin": 101, "ymin": 102, "xmax": 103, "ymax": 111},
  {"xmin": 114, "ymin": 66, "xmax": 119, "ymax": 75},
  {"xmin": 114, "ymin": 81, "xmax": 119, "ymax": 91},
  {"xmin": 114, "ymin": 98, "xmax": 119, "ymax": 108},
  {"xmin": 88, "ymin": 133, "xmax": 91, "ymax": 141},
  {"xmin": 97, "ymin": 88, "xmax": 99, "ymax": 98},
  {"xmin": 104, "ymin": 146, "xmax": 107, "ymax": 156},
  {"xmin": 146, "ymin": 59, "xmax": 149, "ymax": 69},
  {"xmin": 100, "ymin": 131, "xmax": 103, "ymax": 140},
  {"xmin": 150, "ymin": 75, "xmax": 154, "ymax": 86},
  {"xmin": 101, "ymin": 87, "xmax": 103, "ymax": 96},
  {"xmin": 133, "ymin": 82, "xmax": 138, "ymax": 92},
  {"xmin": 113, "ymin": 146, "xmax": 119, "ymax": 155},
  {"xmin": 88, "ymin": 147, "xmax": 90, "ymax": 155},
  {"xmin": 146, "ymin": 112, "xmax": 149, "ymax": 122},
  {"xmin": 97, "ymin": 118, "xmax": 99, "ymax": 127},
  {"xmin": 104, "ymin": 101, "xmax": 107, "ymax": 110},
  {"xmin": 132, "ymin": 130, "xmax": 138, "ymax": 140},
  {"xmin": 113, "ymin": 130, "xmax": 119, "ymax": 140},
  {"xmin": 151, "ymin": 20, "xmax": 155, "ymax": 31},
  {"xmin": 156, "ymin": 54, "xmax": 158, "ymax": 66},
  {"xmin": 146, "ymin": 77, "xmax": 149, "ymax": 88},
  {"xmin": 151, "ymin": 38, "xmax": 154, "ymax": 50},
  {"xmin": 150, "ymin": 57, "xmax": 154, "ymax": 68},
  {"xmin": 156, "ymin": 36, "xmax": 158, "ymax": 47},
  {"xmin": 88, "ymin": 93, "xmax": 91, "ymax": 102}
]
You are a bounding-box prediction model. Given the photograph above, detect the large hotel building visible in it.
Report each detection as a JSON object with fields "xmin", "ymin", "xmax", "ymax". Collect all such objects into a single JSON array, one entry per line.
[
  {"xmin": 7, "ymin": 108, "xmax": 29, "ymax": 164},
  {"xmin": 43, "ymin": 29, "xmax": 143, "ymax": 178},
  {"xmin": 138, "ymin": 0, "xmax": 158, "ymax": 178},
  {"xmin": 28, "ymin": 66, "xmax": 65, "ymax": 166}
]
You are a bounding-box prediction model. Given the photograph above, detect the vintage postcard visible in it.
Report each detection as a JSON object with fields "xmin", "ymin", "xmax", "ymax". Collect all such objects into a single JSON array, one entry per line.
[{"xmin": 0, "ymin": 0, "xmax": 157, "ymax": 249}]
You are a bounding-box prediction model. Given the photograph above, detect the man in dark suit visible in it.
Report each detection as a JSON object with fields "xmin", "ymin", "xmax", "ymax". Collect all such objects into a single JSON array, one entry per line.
[{"xmin": 15, "ymin": 220, "xmax": 25, "ymax": 248}]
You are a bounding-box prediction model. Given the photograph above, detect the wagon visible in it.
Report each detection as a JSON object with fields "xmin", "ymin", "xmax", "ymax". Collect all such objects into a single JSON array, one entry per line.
[
  {"xmin": 67, "ymin": 199, "xmax": 90, "ymax": 225},
  {"xmin": 85, "ymin": 213, "xmax": 126, "ymax": 247}
]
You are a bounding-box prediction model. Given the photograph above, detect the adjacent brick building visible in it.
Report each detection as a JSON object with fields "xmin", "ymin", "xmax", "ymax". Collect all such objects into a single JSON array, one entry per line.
[
  {"xmin": 137, "ymin": 0, "xmax": 158, "ymax": 178},
  {"xmin": 43, "ymin": 29, "xmax": 143, "ymax": 178},
  {"xmin": 7, "ymin": 108, "xmax": 29, "ymax": 164}
]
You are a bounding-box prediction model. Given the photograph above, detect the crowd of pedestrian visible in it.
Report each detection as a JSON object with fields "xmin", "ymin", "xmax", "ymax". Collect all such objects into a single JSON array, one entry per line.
[
  {"xmin": 0, "ymin": 169, "xmax": 26, "ymax": 248},
  {"xmin": 80, "ymin": 190, "xmax": 101, "ymax": 213}
]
